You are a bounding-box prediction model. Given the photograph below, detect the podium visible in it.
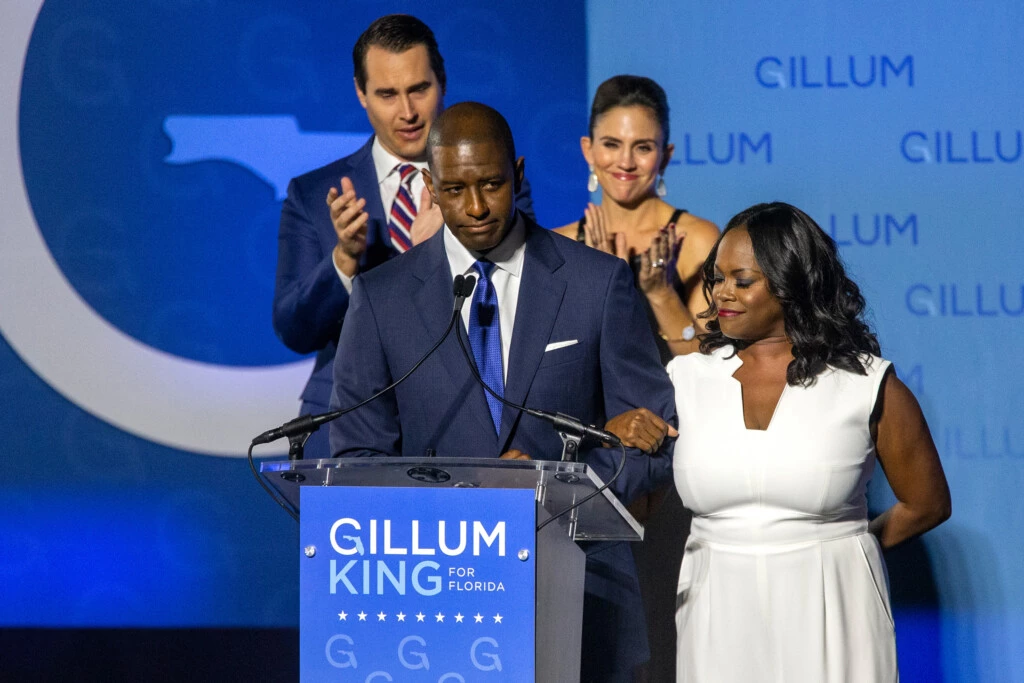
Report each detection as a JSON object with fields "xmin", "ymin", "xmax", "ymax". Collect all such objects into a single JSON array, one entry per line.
[{"xmin": 261, "ymin": 457, "xmax": 643, "ymax": 682}]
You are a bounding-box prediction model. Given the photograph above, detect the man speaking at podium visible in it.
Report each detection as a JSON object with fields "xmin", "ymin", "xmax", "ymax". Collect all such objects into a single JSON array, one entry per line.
[
  {"xmin": 329, "ymin": 102, "xmax": 676, "ymax": 681},
  {"xmin": 272, "ymin": 15, "xmax": 534, "ymax": 460}
]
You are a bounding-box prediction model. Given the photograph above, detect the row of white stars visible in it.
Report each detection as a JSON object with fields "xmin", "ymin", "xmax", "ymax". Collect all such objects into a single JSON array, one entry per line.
[{"xmin": 339, "ymin": 611, "xmax": 503, "ymax": 624}]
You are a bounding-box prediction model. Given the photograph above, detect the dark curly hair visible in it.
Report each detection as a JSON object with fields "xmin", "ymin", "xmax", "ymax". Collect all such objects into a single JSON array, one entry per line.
[{"xmin": 698, "ymin": 202, "xmax": 880, "ymax": 386}]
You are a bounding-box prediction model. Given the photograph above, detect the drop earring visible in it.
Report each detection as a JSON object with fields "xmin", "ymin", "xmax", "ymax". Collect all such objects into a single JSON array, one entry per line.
[
  {"xmin": 656, "ymin": 175, "xmax": 667, "ymax": 197},
  {"xmin": 587, "ymin": 168, "xmax": 599, "ymax": 193}
]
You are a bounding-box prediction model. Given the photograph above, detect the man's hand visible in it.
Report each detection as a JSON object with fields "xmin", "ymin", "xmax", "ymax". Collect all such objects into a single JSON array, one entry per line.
[
  {"xmin": 326, "ymin": 176, "xmax": 369, "ymax": 277},
  {"xmin": 410, "ymin": 186, "xmax": 444, "ymax": 245},
  {"xmin": 605, "ymin": 408, "xmax": 678, "ymax": 454},
  {"xmin": 499, "ymin": 449, "xmax": 532, "ymax": 460}
]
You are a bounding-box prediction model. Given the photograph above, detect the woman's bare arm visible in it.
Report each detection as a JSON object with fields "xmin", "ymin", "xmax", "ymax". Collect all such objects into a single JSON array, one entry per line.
[{"xmin": 869, "ymin": 369, "xmax": 952, "ymax": 549}]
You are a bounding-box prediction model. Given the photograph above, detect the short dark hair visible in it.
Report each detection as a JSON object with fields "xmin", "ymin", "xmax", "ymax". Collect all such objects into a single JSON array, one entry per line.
[
  {"xmin": 352, "ymin": 14, "xmax": 446, "ymax": 94},
  {"xmin": 699, "ymin": 202, "xmax": 881, "ymax": 386},
  {"xmin": 589, "ymin": 75, "xmax": 670, "ymax": 144},
  {"xmin": 426, "ymin": 102, "xmax": 516, "ymax": 172}
]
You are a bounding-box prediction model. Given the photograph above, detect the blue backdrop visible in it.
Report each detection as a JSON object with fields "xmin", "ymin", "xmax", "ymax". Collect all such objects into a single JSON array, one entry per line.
[
  {"xmin": 587, "ymin": 2, "xmax": 1023, "ymax": 680},
  {"xmin": 0, "ymin": 0, "xmax": 586, "ymax": 627},
  {"xmin": 1, "ymin": 1, "xmax": 1021, "ymax": 681}
]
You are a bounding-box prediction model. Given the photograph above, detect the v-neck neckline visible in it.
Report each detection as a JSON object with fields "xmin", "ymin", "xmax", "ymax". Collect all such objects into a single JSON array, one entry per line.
[{"xmin": 722, "ymin": 347, "xmax": 789, "ymax": 432}]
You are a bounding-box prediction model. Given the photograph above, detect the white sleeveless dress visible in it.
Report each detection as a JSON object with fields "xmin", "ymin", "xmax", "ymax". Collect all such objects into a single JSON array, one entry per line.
[{"xmin": 667, "ymin": 346, "xmax": 898, "ymax": 683}]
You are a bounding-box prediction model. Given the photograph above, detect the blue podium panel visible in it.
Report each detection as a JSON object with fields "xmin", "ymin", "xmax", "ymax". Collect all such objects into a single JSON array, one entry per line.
[{"xmin": 300, "ymin": 487, "xmax": 536, "ymax": 681}]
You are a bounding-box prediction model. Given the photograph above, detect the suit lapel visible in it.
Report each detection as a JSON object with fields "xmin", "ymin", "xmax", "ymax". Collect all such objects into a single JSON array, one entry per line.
[
  {"xmin": 347, "ymin": 136, "xmax": 392, "ymax": 262},
  {"xmin": 411, "ymin": 232, "xmax": 499, "ymax": 452},
  {"xmin": 347, "ymin": 137, "xmax": 386, "ymax": 222},
  {"xmin": 497, "ymin": 222, "xmax": 566, "ymax": 451}
]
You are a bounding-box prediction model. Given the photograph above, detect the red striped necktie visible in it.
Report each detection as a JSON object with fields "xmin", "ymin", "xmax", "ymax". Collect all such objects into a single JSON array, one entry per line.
[{"xmin": 388, "ymin": 163, "xmax": 418, "ymax": 253}]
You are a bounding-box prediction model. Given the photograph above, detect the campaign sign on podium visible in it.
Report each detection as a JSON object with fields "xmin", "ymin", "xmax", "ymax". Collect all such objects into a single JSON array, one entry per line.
[{"xmin": 300, "ymin": 486, "xmax": 536, "ymax": 681}]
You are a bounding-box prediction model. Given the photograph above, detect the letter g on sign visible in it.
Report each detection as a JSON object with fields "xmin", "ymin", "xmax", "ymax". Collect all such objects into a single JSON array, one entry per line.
[
  {"xmin": 471, "ymin": 637, "xmax": 503, "ymax": 672},
  {"xmin": 330, "ymin": 519, "xmax": 362, "ymax": 555},
  {"xmin": 0, "ymin": 0, "xmax": 312, "ymax": 458},
  {"xmin": 398, "ymin": 635, "xmax": 429, "ymax": 670},
  {"xmin": 325, "ymin": 634, "xmax": 357, "ymax": 668}
]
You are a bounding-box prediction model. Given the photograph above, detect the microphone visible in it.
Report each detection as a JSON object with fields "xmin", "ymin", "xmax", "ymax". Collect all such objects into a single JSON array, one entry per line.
[
  {"xmin": 450, "ymin": 301, "xmax": 635, "ymax": 531},
  {"xmin": 454, "ymin": 273, "xmax": 476, "ymax": 310},
  {"xmin": 250, "ymin": 274, "xmax": 475, "ymax": 452},
  {"xmin": 522, "ymin": 408, "xmax": 622, "ymax": 448},
  {"xmin": 251, "ymin": 413, "xmax": 332, "ymax": 447},
  {"xmin": 451, "ymin": 309, "xmax": 622, "ymax": 453}
]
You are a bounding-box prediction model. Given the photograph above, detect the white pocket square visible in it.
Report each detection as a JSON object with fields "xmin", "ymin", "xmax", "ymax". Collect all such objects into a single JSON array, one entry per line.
[{"xmin": 544, "ymin": 339, "xmax": 578, "ymax": 352}]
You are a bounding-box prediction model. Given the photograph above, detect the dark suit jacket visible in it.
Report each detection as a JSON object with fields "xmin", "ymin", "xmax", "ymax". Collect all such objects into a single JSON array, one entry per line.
[
  {"xmin": 271, "ymin": 136, "xmax": 534, "ymax": 458},
  {"xmin": 328, "ymin": 219, "xmax": 677, "ymax": 675}
]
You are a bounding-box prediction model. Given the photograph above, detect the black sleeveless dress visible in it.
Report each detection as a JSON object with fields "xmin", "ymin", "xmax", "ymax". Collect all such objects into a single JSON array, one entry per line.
[{"xmin": 575, "ymin": 208, "xmax": 688, "ymax": 365}]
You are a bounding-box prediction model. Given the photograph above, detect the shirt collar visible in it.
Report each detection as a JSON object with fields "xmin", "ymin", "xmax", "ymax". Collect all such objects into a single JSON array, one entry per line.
[
  {"xmin": 443, "ymin": 211, "xmax": 527, "ymax": 280},
  {"xmin": 371, "ymin": 136, "xmax": 429, "ymax": 185}
]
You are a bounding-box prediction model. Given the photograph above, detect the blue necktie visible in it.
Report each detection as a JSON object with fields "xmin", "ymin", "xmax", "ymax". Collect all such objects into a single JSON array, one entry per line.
[{"xmin": 468, "ymin": 260, "xmax": 504, "ymax": 434}]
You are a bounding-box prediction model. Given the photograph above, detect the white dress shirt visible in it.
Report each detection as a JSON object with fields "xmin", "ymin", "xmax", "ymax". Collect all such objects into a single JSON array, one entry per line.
[
  {"xmin": 334, "ymin": 137, "xmax": 429, "ymax": 291},
  {"xmin": 443, "ymin": 213, "xmax": 527, "ymax": 384}
]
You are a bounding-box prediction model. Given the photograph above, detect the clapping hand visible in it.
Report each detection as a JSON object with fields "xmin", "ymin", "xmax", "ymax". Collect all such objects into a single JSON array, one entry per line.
[
  {"xmin": 639, "ymin": 222, "xmax": 685, "ymax": 295},
  {"xmin": 583, "ymin": 202, "xmax": 628, "ymax": 261},
  {"xmin": 326, "ymin": 177, "xmax": 369, "ymax": 277}
]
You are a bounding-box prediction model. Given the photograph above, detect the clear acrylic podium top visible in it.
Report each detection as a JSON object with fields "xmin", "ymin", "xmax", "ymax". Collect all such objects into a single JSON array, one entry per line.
[{"xmin": 260, "ymin": 457, "xmax": 643, "ymax": 542}]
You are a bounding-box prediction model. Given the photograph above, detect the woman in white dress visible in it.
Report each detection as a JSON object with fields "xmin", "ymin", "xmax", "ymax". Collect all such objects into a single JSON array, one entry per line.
[{"xmin": 607, "ymin": 202, "xmax": 951, "ymax": 682}]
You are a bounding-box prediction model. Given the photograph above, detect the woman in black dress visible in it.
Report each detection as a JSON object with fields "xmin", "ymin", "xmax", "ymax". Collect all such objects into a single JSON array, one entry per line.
[
  {"xmin": 554, "ymin": 75, "xmax": 718, "ymax": 361},
  {"xmin": 555, "ymin": 75, "xmax": 719, "ymax": 681}
]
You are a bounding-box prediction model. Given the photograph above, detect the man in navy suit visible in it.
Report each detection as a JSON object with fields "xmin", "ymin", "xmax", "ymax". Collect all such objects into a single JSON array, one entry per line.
[
  {"xmin": 272, "ymin": 15, "xmax": 533, "ymax": 459},
  {"xmin": 329, "ymin": 102, "xmax": 676, "ymax": 682}
]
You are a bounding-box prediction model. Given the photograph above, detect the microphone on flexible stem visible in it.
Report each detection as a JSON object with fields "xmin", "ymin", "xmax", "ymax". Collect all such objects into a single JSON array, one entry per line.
[
  {"xmin": 250, "ymin": 274, "xmax": 474, "ymax": 459},
  {"xmin": 450, "ymin": 293, "xmax": 621, "ymax": 461},
  {"xmin": 454, "ymin": 273, "xmax": 475, "ymax": 313},
  {"xmin": 250, "ymin": 412, "xmax": 334, "ymax": 448},
  {"xmin": 452, "ymin": 286, "xmax": 631, "ymax": 531},
  {"xmin": 523, "ymin": 408, "xmax": 622, "ymax": 449}
]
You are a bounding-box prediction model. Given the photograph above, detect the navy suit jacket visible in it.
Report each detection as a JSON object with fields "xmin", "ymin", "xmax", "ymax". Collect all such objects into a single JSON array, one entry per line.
[
  {"xmin": 328, "ymin": 219, "xmax": 677, "ymax": 674},
  {"xmin": 271, "ymin": 136, "xmax": 534, "ymax": 458}
]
